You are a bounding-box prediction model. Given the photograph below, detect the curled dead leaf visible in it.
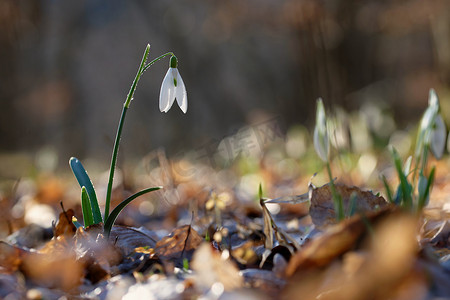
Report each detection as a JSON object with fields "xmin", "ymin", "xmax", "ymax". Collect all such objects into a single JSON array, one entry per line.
[
  {"xmin": 109, "ymin": 226, "xmax": 159, "ymax": 256},
  {"xmin": 0, "ymin": 241, "xmax": 25, "ymax": 272},
  {"xmin": 285, "ymin": 207, "xmax": 392, "ymax": 277},
  {"xmin": 283, "ymin": 211, "xmax": 422, "ymax": 300},
  {"xmin": 154, "ymin": 225, "xmax": 203, "ymax": 266},
  {"xmin": 310, "ymin": 183, "xmax": 391, "ymax": 228},
  {"xmin": 38, "ymin": 235, "xmax": 71, "ymax": 254},
  {"xmin": 74, "ymin": 225, "xmax": 123, "ymax": 283},
  {"xmin": 21, "ymin": 250, "xmax": 83, "ymax": 290},
  {"xmin": 240, "ymin": 269, "xmax": 286, "ymax": 297},
  {"xmin": 54, "ymin": 208, "xmax": 77, "ymax": 238}
]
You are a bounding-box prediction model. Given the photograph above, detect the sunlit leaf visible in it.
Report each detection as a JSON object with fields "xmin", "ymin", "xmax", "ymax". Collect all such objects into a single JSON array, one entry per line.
[
  {"xmin": 391, "ymin": 147, "xmax": 412, "ymax": 208},
  {"xmin": 103, "ymin": 186, "xmax": 161, "ymax": 237},
  {"xmin": 69, "ymin": 157, "xmax": 102, "ymax": 224},
  {"xmin": 381, "ymin": 175, "xmax": 394, "ymax": 204},
  {"xmin": 81, "ymin": 187, "xmax": 94, "ymax": 227},
  {"xmin": 418, "ymin": 167, "xmax": 435, "ymax": 211}
]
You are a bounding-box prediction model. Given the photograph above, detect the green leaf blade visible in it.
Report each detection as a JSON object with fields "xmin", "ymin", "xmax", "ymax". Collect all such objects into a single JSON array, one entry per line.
[
  {"xmin": 381, "ymin": 175, "xmax": 394, "ymax": 204},
  {"xmin": 81, "ymin": 187, "xmax": 94, "ymax": 227},
  {"xmin": 104, "ymin": 186, "xmax": 161, "ymax": 237},
  {"xmin": 418, "ymin": 167, "xmax": 435, "ymax": 211},
  {"xmin": 391, "ymin": 147, "xmax": 412, "ymax": 209},
  {"xmin": 69, "ymin": 157, "xmax": 103, "ymax": 224}
]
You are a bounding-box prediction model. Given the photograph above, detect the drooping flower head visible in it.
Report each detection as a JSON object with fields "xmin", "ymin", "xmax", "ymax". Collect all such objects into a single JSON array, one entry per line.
[
  {"xmin": 159, "ymin": 55, "xmax": 187, "ymax": 113},
  {"xmin": 314, "ymin": 98, "xmax": 329, "ymax": 162},
  {"xmin": 416, "ymin": 89, "xmax": 446, "ymax": 160}
]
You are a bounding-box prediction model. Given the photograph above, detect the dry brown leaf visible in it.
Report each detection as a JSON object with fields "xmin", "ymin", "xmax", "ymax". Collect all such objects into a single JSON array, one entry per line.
[
  {"xmin": 7, "ymin": 232, "xmax": 83, "ymax": 290},
  {"xmin": 54, "ymin": 208, "xmax": 76, "ymax": 238},
  {"xmin": 71, "ymin": 227, "xmax": 122, "ymax": 284},
  {"xmin": 38, "ymin": 235, "xmax": 71, "ymax": 254},
  {"xmin": 109, "ymin": 226, "xmax": 159, "ymax": 256},
  {"xmin": 285, "ymin": 207, "xmax": 391, "ymax": 277},
  {"xmin": 309, "ymin": 183, "xmax": 391, "ymax": 228},
  {"xmin": 260, "ymin": 200, "xmax": 274, "ymax": 249},
  {"xmin": 0, "ymin": 241, "xmax": 25, "ymax": 272},
  {"xmin": 240, "ymin": 269, "xmax": 286, "ymax": 298},
  {"xmin": 74, "ymin": 225, "xmax": 123, "ymax": 269},
  {"xmin": 2, "ymin": 228, "xmax": 83, "ymax": 290},
  {"xmin": 154, "ymin": 225, "xmax": 203, "ymax": 265},
  {"xmin": 192, "ymin": 243, "xmax": 243, "ymax": 291},
  {"xmin": 283, "ymin": 211, "xmax": 422, "ymax": 300},
  {"xmin": 21, "ymin": 250, "xmax": 83, "ymax": 290}
]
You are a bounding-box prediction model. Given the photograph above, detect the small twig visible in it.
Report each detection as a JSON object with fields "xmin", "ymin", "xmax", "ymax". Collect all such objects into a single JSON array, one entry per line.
[
  {"xmin": 60, "ymin": 201, "xmax": 71, "ymax": 224},
  {"xmin": 181, "ymin": 224, "xmax": 192, "ymax": 260}
]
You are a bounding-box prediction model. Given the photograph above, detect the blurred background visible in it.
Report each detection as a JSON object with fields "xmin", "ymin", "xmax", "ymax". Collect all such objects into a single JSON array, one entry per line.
[{"xmin": 0, "ymin": 0, "xmax": 449, "ymax": 176}]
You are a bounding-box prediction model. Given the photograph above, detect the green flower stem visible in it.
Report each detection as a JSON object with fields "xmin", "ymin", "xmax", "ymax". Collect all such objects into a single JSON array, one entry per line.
[
  {"xmin": 105, "ymin": 106, "xmax": 129, "ymax": 220},
  {"xmin": 326, "ymin": 162, "xmax": 344, "ymax": 221},
  {"xmin": 142, "ymin": 52, "xmax": 174, "ymax": 74},
  {"xmin": 104, "ymin": 45, "xmax": 174, "ymax": 220},
  {"xmin": 420, "ymin": 145, "xmax": 429, "ymax": 174}
]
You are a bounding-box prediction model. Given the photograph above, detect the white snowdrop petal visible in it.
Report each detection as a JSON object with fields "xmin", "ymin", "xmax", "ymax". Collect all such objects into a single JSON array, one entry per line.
[
  {"xmin": 428, "ymin": 88, "xmax": 438, "ymax": 108},
  {"xmin": 164, "ymin": 87, "xmax": 176, "ymax": 113},
  {"xmin": 314, "ymin": 98, "xmax": 329, "ymax": 162},
  {"xmin": 159, "ymin": 69, "xmax": 175, "ymax": 112},
  {"xmin": 431, "ymin": 114, "xmax": 446, "ymax": 159},
  {"xmin": 314, "ymin": 126, "xmax": 329, "ymax": 162},
  {"xmin": 175, "ymin": 72, "xmax": 188, "ymax": 113}
]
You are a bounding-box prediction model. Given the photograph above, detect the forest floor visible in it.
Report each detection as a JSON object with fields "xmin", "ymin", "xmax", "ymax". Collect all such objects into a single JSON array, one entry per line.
[{"xmin": 0, "ymin": 131, "xmax": 449, "ymax": 300}]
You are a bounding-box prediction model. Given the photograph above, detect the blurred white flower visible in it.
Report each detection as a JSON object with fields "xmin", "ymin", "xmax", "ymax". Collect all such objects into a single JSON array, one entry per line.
[
  {"xmin": 416, "ymin": 89, "xmax": 446, "ymax": 159},
  {"xmin": 314, "ymin": 98, "xmax": 329, "ymax": 162},
  {"xmin": 159, "ymin": 56, "xmax": 187, "ymax": 113},
  {"xmin": 430, "ymin": 113, "xmax": 446, "ymax": 159}
]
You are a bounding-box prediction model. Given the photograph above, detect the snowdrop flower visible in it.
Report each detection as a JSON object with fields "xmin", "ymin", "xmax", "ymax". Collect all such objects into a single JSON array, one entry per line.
[
  {"xmin": 159, "ymin": 55, "xmax": 187, "ymax": 113},
  {"xmin": 430, "ymin": 113, "xmax": 446, "ymax": 159},
  {"xmin": 416, "ymin": 89, "xmax": 446, "ymax": 159},
  {"xmin": 314, "ymin": 98, "xmax": 329, "ymax": 162}
]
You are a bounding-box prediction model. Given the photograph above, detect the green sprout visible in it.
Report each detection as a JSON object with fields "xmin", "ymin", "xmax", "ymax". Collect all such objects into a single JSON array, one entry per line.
[
  {"xmin": 313, "ymin": 98, "xmax": 344, "ymax": 221},
  {"xmin": 69, "ymin": 44, "xmax": 187, "ymax": 236},
  {"xmin": 183, "ymin": 258, "xmax": 189, "ymax": 271},
  {"xmin": 385, "ymin": 89, "xmax": 444, "ymax": 213}
]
